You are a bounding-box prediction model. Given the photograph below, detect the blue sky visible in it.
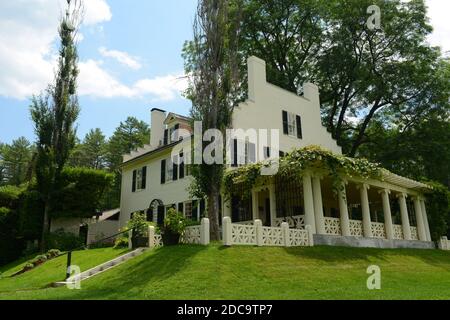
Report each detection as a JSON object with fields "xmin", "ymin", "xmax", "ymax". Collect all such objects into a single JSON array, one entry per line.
[{"xmin": 0, "ymin": 0, "xmax": 448, "ymax": 144}]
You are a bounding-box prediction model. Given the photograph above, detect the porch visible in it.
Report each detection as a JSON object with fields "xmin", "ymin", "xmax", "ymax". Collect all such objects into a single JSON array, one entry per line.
[{"xmin": 222, "ymin": 172, "xmax": 434, "ymax": 248}]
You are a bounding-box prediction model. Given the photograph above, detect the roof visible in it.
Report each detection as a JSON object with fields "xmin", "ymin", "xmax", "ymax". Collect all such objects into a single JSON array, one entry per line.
[
  {"xmin": 164, "ymin": 112, "xmax": 191, "ymax": 124},
  {"xmin": 381, "ymin": 170, "xmax": 432, "ymax": 191},
  {"xmin": 95, "ymin": 209, "xmax": 120, "ymax": 221},
  {"xmin": 121, "ymin": 140, "xmax": 183, "ymax": 167}
]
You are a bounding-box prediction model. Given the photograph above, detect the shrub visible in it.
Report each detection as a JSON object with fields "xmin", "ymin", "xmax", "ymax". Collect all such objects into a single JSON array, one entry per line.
[
  {"xmin": 163, "ymin": 208, "xmax": 186, "ymax": 235},
  {"xmin": 45, "ymin": 249, "xmax": 61, "ymax": 259},
  {"xmin": 45, "ymin": 230, "xmax": 84, "ymax": 251},
  {"xmin": 114, "ymin": 236, "xmax": 129, "ymax": 249}
]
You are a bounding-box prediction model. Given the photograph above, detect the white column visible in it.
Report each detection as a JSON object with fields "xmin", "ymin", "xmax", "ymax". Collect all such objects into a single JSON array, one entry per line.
[
  {"xmin": 148, "ymin": 226, "xmax": 155, "ymax": 249},
  {"xmin": 269, "ymin": 184, "xmax": 277, "ymax": 227},
  {"xmin": 200, "ymin": 218, "xmax": 210, "ymax": 245},
  {"xmin": 222, "ymin": 217, "xmax": 232, "ymax": 246},
  {"xmin": 251, "ymin": 189, "xmax": 259, "ymax": 221},
  {"xmin": 398, "ymin": 193, "xmax": 411, "ymax": 240},
  {"xmin": 312, "ymin": 176, "xmax": 326, "ymax": 235},
  {"xmin": 281, "ymin": 222, "xmax": 290, "ymax": 247},
  {"xmin": 380, "ymin": 189, "xmax": 394, "ymax": 240},
  {"xmin": 420, "ymin": 199, "xmax": 431, "ymax": 241},
  {"xmin": 255, "ymin": 219, "xmax": 263, "ymax": 247},
  {"xmin": 413, "ymin": 197, "xmax": 427, "ymax": 241},
  {"xmin": 338, "ymin": 183, "xmax": 350, "ymax": 237},
  {"xmin": 358, "ymin": 184, "xmax": 373, "ymax": 238},
  {"xmin": 302, "ymin": 173, "xmax": 316, "ymax": 234},
  {"xmin": 223, "ymin": 196, "xmax": 232, "ymax": 218}
]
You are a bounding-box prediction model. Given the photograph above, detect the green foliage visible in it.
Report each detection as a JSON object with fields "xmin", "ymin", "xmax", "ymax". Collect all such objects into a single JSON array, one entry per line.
[
  {"xmin": 424, "ymin": 181, "xmax": 450, "ymax": 241},
  {"xmin": 163, "ymin": 208, "xmax": 186, "ymax": 235},
  {"xmin": 69, "ymin": 128, "xmax": 107, "ymax": 170},
  {"xmin": 127, "ymin": 211, "xmax": 153, "ymax": 237},
  {"xmin": 223, "ymin": 146, "xmax": 383, "ymax": 199},
  {"xmin": 0, "ymin": 185, "xmax": 24, "ymax": 208},
  {"xmin": 45, "ymin": 230, "xmax": 84, "ymax": 252},
  {"xmin": 113, "ymin": 236, "xmax": 129, "ymax": 249},
  {"xmin": 52, "ymin": 167, "xmax": 113, "ymax": 218},
  {"xmin": 45, "ymin": 249, "xmax": 61, "ymax": 259},
  {"xmin": 0, "ymin": 137, "xmax": 33, "ymax": 186}
]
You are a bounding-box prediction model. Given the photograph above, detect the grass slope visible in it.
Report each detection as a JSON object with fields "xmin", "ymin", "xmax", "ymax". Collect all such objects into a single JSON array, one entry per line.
[
  {"xmin": 1, "ymin": 245, "xmax": 450, "ymax": 300},
  {"xmin": 0, "ymin": 248, "xmax": 128, "ymax": 293}
]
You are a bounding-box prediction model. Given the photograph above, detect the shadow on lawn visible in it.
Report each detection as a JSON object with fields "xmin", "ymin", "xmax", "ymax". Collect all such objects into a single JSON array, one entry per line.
[{"xmin": 64, "ymin": 244, "xmax": 207, "ymax": 299}]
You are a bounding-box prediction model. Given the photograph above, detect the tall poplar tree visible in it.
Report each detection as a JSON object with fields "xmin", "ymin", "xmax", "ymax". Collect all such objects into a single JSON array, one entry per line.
[{"xmin": 30, "ymin": 0, "xmax": 83, "ymax": 251}]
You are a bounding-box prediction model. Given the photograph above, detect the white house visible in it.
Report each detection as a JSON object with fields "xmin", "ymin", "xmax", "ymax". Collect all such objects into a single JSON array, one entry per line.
[{"xmin": 119, "ymin": 56, "xmax": 434, "ymax": 249}]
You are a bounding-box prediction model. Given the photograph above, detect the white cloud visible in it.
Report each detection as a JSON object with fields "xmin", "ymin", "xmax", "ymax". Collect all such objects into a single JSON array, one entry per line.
[
  {"xmin": 99, "ymin": 47, "xmax": 142, "ymax": 70},
  {"xmin": 426, "ymin": 0, "xmax": 450, "ymax": 53},
  {"xmin": 78, "ymin": 59, "xmax": 187, "ymax": 101},
  {"xmin": 0, "ymin": 0, "xmax": 111, "ymax": 100}
]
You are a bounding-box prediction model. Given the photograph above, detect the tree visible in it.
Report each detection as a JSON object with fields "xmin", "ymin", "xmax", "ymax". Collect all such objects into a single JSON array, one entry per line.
[
  {"xmin": 104, "ymin": 117, "xmax": 150, "ymax": 208},
  {"xmin": 69, "ymin": 128, "xmax": 107, "ymax": 169},
  {"xmin": 29, "ymin": 0, "xmax": 82, "ymax": 251},
  {"xmin": 0, "ymin": 143, "xmax": 6, "ymax": 185},
  {"xmin": 184, "ymin": 0, "xmax": 241, "ymax": 240},
  {"xmin": 0, "ymin": 137, "xmax": 33, "ymax": 186},
  {"xmin": 224, "ymin": 0, "xmax": 447, "ymax": 156}
]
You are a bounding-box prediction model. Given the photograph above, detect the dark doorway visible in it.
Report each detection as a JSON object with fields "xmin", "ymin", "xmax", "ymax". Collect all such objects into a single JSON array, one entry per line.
[
  {"xmin": 265, "ymin": 198, "xmax": 271, "ymax": 226},
  {"xmin": 79, "ymin": 224, "xmax": 88, "ymax": 246},
  {"xmin": 157, "ymin": 205, "xmax": 165, "ymax": 226}
]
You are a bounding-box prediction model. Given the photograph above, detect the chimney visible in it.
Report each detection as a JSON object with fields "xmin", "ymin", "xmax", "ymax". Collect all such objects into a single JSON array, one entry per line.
[
  {"xmin": 150, "ymin": 108, "xmax": 166, "ymax": 148},
  {"xmin": 303, "ymin": 82, "xmax": 321, "ymax": 118},
  {"xmin": 247, "ymin": 56, "xmax": 267, "ymax": 102}
]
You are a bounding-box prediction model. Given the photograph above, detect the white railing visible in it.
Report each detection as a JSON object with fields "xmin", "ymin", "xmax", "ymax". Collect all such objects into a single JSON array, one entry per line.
[
  {"xmin": 349, "ymin": 220, "xmax": 363, "ymax": 237},
  {"xmin": 181, "ymin": 225, "xmax": 201, "ymax": 244},
  {"xmin": 371, "ymin": 222, "xmax": 386, "ymax": 239},
  {"xmin": 154, "ymin": 234, "xmax": 163, "ymax": 248},
  {"xmin": 438, "ymin": 237, "xmax": 450, "ymax": 250},
  {"xmin": 393, "ymin": 225, "xmax": 404, "ymax": 240},
  {"xmin": 223, "ymin": 217, "xmax": 313, "ymax": 247},
  {"xmin": 274, "ymin": 215, "xmax": 305, "ymax": 229},
  {"xmin": 410, "ymin": 227, "xmax": 419, "ymax": 241},
  {"xmin": 231, "ymin": 223, "xmax": 257, "ymax": 245},
  {"xmin": 324, "ymin": 217, "xmax": 341, "ymax": 235}
]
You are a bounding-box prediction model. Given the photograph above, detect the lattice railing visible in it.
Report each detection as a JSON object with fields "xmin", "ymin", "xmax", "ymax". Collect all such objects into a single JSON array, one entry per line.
[
  {"xmin": 231, "ymin": 224, "xmax": 257, "ymax": 245},
  {"xmin": 181, "ymin": 225, "xmax": 201, "ymax": 244},
  {"xmin": 349, "ymin": 220, "xmax": 363, "ymax": 237},
  {"xmin": 410, "ymin": 227, "xmax": 418, "ymax": 241},
  {"xmin": 261, "ymin": 226, "xmax": 284, "ymax": 246},
  {"xmin": 371, "ymin": 222, "xmax": 386, "ymax": 239},
  {"xmin": 393, "ymin": 225, "xmax": 404, "ymax": 240},
  {"xmin": 289, "ymin": 229, "xmax": 309, "ymax": 247},
  {"xmin": 274, "ymin": 215, "xmax": 305, "ymax": 229},
  {"xmin": 324, "ymin": 217, "xmax": 341, "ymax": 235},
  {"xmin": 154, "ymin": 234, "xmax": 163, "ymax": 247}
]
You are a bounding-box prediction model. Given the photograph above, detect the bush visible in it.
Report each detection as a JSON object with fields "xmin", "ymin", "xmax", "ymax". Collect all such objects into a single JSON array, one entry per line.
[
  {"xmin": 163, "ymin": 208, "xmax": 186, "ymax": 235},
  {"xmin": 114, "ymin": 236, "xmax": 129, "ymax": 249},
  {"xmin": 45, "ymin": 230, "xmax": 84, "ymax": 251},
  {"xmin": 45, "ymin": 249, "xmax": 61, "ymax": 259}
]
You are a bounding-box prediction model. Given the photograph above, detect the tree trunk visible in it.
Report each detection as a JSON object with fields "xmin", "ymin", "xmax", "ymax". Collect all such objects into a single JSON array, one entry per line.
[
  {"xmin": 40, "ymin": 201, "xmax": 50, "ymax": 253},
  {"xmin": 208, "ymin": 182, "xmax": 221, "ymax": 241}
]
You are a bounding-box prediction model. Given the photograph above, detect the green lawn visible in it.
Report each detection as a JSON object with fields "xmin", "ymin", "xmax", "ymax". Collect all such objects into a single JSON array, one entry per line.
[
  {"xmin": 1, "ymin": 244, "xmax": 450, "ymax": 300},
  {"xmin": 0, "ymin": 247, "xmax": 128, "ymax": 294}
]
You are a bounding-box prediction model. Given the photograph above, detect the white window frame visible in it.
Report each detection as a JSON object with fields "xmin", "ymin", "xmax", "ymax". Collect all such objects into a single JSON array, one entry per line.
[
  {"xmin": 287, "ymin": 112, "xmax": 297, "ymax": 137},
  {"xmin": 184, "ymin": 201, "xmax": 193, "ymax": 221},
  {"xmin": 135, "ymin": 168, "xmax": 144, "ymax": 191}
]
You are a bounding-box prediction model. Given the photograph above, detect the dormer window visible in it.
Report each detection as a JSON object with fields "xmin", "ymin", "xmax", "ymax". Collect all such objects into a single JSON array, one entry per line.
[{"xmin": 282, "ymin": 110, "xmax": 303, "ymax": 139}]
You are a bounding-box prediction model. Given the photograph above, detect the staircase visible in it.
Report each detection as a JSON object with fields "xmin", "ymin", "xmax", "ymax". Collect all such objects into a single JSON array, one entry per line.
[{"xmin": 53, "ymin": 248, "xmax": 147, "ymax": 287}]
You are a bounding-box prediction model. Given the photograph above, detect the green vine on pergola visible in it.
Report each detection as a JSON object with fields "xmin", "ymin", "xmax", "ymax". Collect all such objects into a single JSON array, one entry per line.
[{"xmin": 222, "ymin": 145, "xmax": 383, "ymax": 200}]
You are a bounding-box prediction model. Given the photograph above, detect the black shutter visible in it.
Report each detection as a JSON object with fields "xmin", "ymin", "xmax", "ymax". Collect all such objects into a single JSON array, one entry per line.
[
  {"xmin": 160, "ymin": 160, "xmax": 166, "ymax": 184},
  {"xmin": 179, "ymin": 153, "xmax": 185, "ymax": 179},
  {"xmin": 264, "ymin": 147, "xmax": 271, "ymax": 158},
  {"xmin": 132, "ymin": 170, "xmax": 137, "ymax": 192},
  {"xmin": 248, "ymin": 143, "xmax": 256, "ymax": 163},
  {"xmin": 163, "ymin": 129, "xmax": 168, "ymax": 145},
  {"xmin": 282, "ymin": 111, "xmax": 288, "ymax": 135},
  {"xmin": 174, "ymin": 124, "xmax": 180, "ymax": 141},
  {"xmin": 178, "ymin": 202, "xmax": 184, "ymax": 214},
  {"xmin": 141, "ymin": 166, "xmax": 147, "ymax": 189},
  {"xmin": 173, "ymin": 159, "xmax": 178, "ymax": 181},
  {"xmin": 279, "ymin": 151, "xmax": 285, "ymax": 158},
  {"xmin": 231, "ymin": 139, "xmax": 238, "ymax": 167},
  {"xmin": 296, "ymin": 115, "xmax": 303, "ymax": 139}
]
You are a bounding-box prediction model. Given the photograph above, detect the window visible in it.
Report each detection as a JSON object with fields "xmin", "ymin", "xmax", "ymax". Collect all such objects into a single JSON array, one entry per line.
[
  {"xmin": 132, "ymin": 166, "xmax": 147, "ymax": 192},
  {"xmin": 282, "ymin": 111, "xmax": 303, "ymax": 139},
  {"xmin": 184, "ymin": 201, "xmax": 193, "ymax": 220},
  {"xmin": 166, "ymin": 158, "xmax": 173, "ymax": 182}
]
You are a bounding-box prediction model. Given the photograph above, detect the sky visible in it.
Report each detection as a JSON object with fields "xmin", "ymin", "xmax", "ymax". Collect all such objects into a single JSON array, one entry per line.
[{"xmin": 0, "ymin": 0, "xmax": 449, "ymax": 145}]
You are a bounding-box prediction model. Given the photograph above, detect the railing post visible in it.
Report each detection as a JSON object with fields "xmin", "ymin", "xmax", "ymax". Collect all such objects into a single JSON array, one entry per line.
[
  {"xmin": 128, "ymin": 229, "xmax": 133, "ymax": 250},
  {"xmin": 65, "ymin": 251, "xmax": 72, "ymax": 280},
  {"xmin": 281, "ymin": 222, "xmax": 290, "ymax": 247},
  {"xmin": 305, "ymin": 225, "xmax": 314, "ymax": 247},
  {"xmin": 200, "ymin": 218, "xmax": 210, "ymax": 245},
  {"xmin": 255, "ymin": 219, "xmax": 263, "ymax": 247},
  {"xmin": 148, "ymin": 226, "xmax": 155, "ymax": 249},
  {"xmin": 222, "ymin": 217, "xmax": 232, "ymax": 246}
]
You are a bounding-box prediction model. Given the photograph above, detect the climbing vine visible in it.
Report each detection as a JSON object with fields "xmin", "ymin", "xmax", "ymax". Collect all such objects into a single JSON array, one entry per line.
[{"xmin": 223, "ymin": 145, "xmax": 383, "ymax": 200}]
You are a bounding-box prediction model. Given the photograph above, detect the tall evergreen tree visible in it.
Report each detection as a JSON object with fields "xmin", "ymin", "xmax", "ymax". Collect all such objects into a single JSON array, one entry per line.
[
  {"xmin": 184, "ymin": 0, "xmax": 241, "ymax": 240},
  {"xmin": 30, "ymin": 0, "xmax": 82, "ymax": 251},
  {"xmin": 1, "ymin": 137, "xmax": 33, "ymax": 186},
  {"xmin": 69, "ymin": 128, "xmax": 107, "ymax": 169}
]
